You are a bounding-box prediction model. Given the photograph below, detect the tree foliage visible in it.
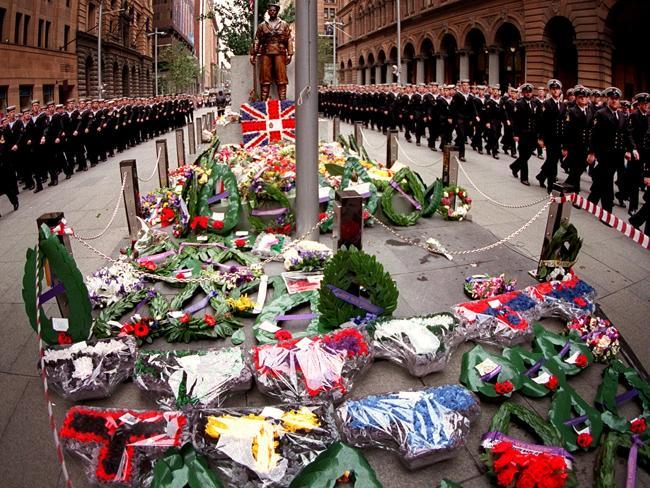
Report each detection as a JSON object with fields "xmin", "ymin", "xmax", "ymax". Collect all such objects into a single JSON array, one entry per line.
[{"xmin": 159, "ymin": 41, "xmax": 200, "ymax": 94}]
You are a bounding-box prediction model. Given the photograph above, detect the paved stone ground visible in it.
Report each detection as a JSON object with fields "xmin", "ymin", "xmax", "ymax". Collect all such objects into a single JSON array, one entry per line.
[{"xmin": 0, "ymin": 111, "xmax": 647, "ymax": 487}]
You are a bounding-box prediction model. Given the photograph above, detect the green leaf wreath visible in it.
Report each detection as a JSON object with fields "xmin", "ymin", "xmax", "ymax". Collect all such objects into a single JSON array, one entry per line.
[
  {"xmin": 595, "ymin": 359, "xmax": 650, "ymax": 433},
  {"xmin": 318, "ymin": 246, "xmax": 398, "ymax": 332},
  {"xmin": 502, "ymin": 347, "xmax": 566, "ymax": 398},
  {"xmin": 594, "ymin": 432, "xmax": 650, "ymax": 488},
  {"xmin": 197, "ymin": 162, "xmax": 241, "ymax": 235},
  {"xmin": 532, "ymin": 323, "xmax": 593, "ymax": 376},
  {"xmin": 537, "ymin": 219, "xmax": 583, "ymax": 281},
  {"xmin": 489, "ymin": 402, "xmax": 564, "ymax": 446},
  {"xmin": 380, "ymin": 167, "xmax": 426, "ymax": 226},
  {"xmin": 22, "ymin": 226, "xmax": 93, "ymax": 345},
  {"xmin": 289, "ymin": 441, "xmax": 383, "ymax": 488},
  {"xmin": 460, "ymin": 344, "xmax": 523, "ymax": 399},
  {"xmin": 548, "ymin": 384, "xmax": 604, "ymax": 451},
  {"xmin": 152, "ymin": 443, "xmax": 223, "ymax": 488},
  {"xmin": 422, "ymin": 178, "xmax": 444, "ymax": 218},
  {"xmin": 247, "ymin": 181, "xmax": 295, "ymax": 234},
  {"xmin": 253, "ymin": 290, "xmax": 320, "ymax": 344}
]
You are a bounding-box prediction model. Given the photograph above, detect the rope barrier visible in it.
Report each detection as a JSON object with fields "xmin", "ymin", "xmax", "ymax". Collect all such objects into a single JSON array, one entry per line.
[
  {"xmin": 73, "ymin": 172, "xmax": 128, "ymax": 241},
  {"xmin": 554, "ymin": 193, "xmax": 650, "ymax": 250},
  {"xmin": 372, "ymin": 198, "xmax": 553, "ymax": 257},
  {"xmin": 137, "ymin": 147, "xmax": 164, "ymax": 183},
  {"xmin": 395, "ymin": 138, "xmax": 443, "ymax": 168},
  {"xmin": 455, "ymin": 157, "xmax": 550, "ymax": 209},
  {"xmin": 35, "ymin": 241, "xmax": 74, "ymax": 488},
  {"xmin": 360, "ymin": 128, "xmax": 386, "ymax": 150}
]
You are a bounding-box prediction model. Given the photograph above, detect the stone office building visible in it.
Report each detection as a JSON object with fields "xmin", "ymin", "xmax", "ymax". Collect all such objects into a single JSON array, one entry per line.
[
  {"xmin": 76, "ymin": 0, "xmax": 154, "ymax": 99},
  {"xmin": 335, "ymin": 0, "xmax": 649, "ymax": 99},
  {"xmin": 0, "ymin": 0, "xmax": 79, "ymax": 111}
]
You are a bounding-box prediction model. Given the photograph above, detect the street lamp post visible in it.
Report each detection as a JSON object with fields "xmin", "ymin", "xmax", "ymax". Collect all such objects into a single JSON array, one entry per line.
[
  {"xmin": 98, "ymin": 5, "xmax": 124, "ymax": 99},
  {"xmin": 397, "ymin": 0, "xmax": 401, "ymax": 85},
  {"xmin": 148, "ymin": 29, "xmax": 166, "ymax": 96},
  {"xmin": 325, "ymin": 21, "xmax": 350, "ymax": 86}
]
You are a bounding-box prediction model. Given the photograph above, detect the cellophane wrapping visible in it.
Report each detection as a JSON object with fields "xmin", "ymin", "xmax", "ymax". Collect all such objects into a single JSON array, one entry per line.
[
  {"xmin": 133, "ymin": 347, "xmax": 252, "ymax": 410},
  {"xmin": 452, "ymin": 290, "xmax": 540, "ymax": 347},
  {"xmin": 42, "ymin": 336, "xmax": 136, "ymax": 401},
  {"xmin": 525, "ymin": 273, "xmax": 596, "ymax": 321},
  {"xmin": 336, "ymin": 385, "xmax": 480, "ymax": 470},
  {"xmin": 59, "ymin": 406, "xmax": 188, "ymax": 487},
  {"xmin": 251, "ymin": 327, "xmax": 373, "ymax": 404},
  {"xmin": 369, "ymin": 313, "xmax": 461, "ymax": 377},
  {"xmin": 252, "ymin": 233, "xmax": 292, "ymax": 259},
  {"xmin": 190, "ymin": 402, "xmax": 339, "ymax": 487}
]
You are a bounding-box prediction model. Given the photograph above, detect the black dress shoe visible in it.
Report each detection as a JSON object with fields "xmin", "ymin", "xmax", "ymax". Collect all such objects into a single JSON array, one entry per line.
[
  {"xmin": 521, "ymin": 180, "xmax": 531, "ymax": 186},
  {"xmin": 478, "ymin": 149, "xmax": 483, "ymax": 154},
  {"xmin": 535, "ymin": 175, "xmax": 546, "ymax": 188},
  {"xmin": 416, "ymin": 142, "xmax": 421, "ymax": 147},
  {"xmin": 430, "ymin": 147, "xmax": 437, "ymax": 151},
  {"xmin": 459, "ymin": 157, "xmax": 466, "ymax": 162},
  {"xmin": 65, "ymin": 174, "xmax": 71, "ymax": 180},
  {"xmin": 493, "ymin": 154, "xmax": 500, "ymax": 160},
  {"xmin": 13, "ymin": 202, "xmax": 19, "ymax": 211},
  {"xmin": 34, "ymin": 186, "xmax": 43, "ymax": 194}
]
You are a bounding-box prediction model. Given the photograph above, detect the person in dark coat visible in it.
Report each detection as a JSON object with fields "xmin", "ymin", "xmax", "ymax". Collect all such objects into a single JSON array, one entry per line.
[
  {"xmin": 562, "ymin": 86, "xmax": 595, "ymax": 192},
  {"xmin": 587, "ymin": 87, "xmax": 637, "ymax": 215},
  {"xmin": 537, "ymin": 79, "xmax": 567, "ymax": 193},
  {"xmin": 623, "ymin": 93, "xmax": 649, "ymax": 214},
  {"xmin": 0, "ymin": 107, "xmax": 20, "ymax": 212},
  {"xmin": 509, "ymin": 83, "xmax": 539, "ymax": 186},
  {"xmin": 451, "ymin": 79, "xmax": 477, "ymax": 162}
]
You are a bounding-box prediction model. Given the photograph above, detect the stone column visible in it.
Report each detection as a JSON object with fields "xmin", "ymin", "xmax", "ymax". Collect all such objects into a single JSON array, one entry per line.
[
  {"xmin": 374, "ymin": 65, "xmax": 382, "ymax": 85},
  {"xmin": 365, "ymin": 67, "xmax": 372, "ymax": 85},
  {"xmin": 357, "ymin": 68, "xmax": 363, "ymax": 85},
  {"xmin": 575, "ymin": 39, "xmax": 613, "ymax": 89},
  {"xmin": 459, "ymin": 50, "xmax": 469, "ymax": 80},
  {"xmin": 488, "ymin": 47, "xmax": 500, "ymax": 87},
  {"xmin": 522, "ymin": 41, "xmax": 554, "ymax": 88},
  {"xmin": 435, "ymin": 55, "xmax": 445, "ymax": 85},
  {"xmin": 416, "ymin": 58, "xmax": 425, "ymax": 84}
]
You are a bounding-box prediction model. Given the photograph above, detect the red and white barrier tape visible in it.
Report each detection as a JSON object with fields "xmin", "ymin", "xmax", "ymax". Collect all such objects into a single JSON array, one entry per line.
[
  {"xmin": 555, "ymin": 193, "xmax": 650, "ymax": 250},
  {"xmin": 35, "ymin": 242, "xmax": 74, "ymax": 488}
]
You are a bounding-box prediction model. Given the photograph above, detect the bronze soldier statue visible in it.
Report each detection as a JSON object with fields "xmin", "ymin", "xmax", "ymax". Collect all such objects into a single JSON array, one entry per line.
[{"xmin": 249, "ymin": 3, "xmax": 293, "ymax": 101}]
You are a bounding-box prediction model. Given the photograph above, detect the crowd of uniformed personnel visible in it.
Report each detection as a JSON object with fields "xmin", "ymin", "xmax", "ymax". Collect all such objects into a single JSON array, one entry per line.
[
  {"xmin": 319, "ymin": 80, "xmax": 650, "ymax": 234},
  {"xmin": 0, "ymin": 94, "xmax": 204, "ymax": 218}
]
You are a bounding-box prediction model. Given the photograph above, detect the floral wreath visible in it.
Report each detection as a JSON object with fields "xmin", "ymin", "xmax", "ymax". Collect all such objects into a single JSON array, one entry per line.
[
  {"xmin": 380, "ymin": 167, "xmax": 426, "ymax": 226},
  {"xmin": 566, "ymin": 313, "xmax": 620, "ymax": 363},
  {"xmin": 196, "ymin": 162, "xmax": 241, "ymax": 235},
  {"xmin": 548, "ymin": 384, "xmax": 604, "ymax": 452},
  {"xmin": 464, "ymin": 274, "xmax": 517, "ymax": 300},
  {"xmin": 595, "ymin": 359, "xmax": 650, "ymax": 435},
  {"xmin": 253, "ymin": 290, "xmax": 321, "ymax": 344},
  {"xmin": 460, "ymin": 344, "xmax": 523, "ymax": 399},
  {"xmin": 438, "ymin": 185, "xmax": 472, "ymax": 221},
  {"xmin": 318, "ymin": 246, "xmax": 398, "ymax": 332},
  {"xmin": 595, "ymin": 432, "xmax": 650, "ymax": 488},
  {"xmin": 320, "ymin": 157, "xmax": 379, "ymax": 232},
  {"xmin": 532, "ymin": 323, "xmax": 593, "ymax": 376},
  {"xmin": 482, "ymin": 402, "xmax": 577, "ymax": 488},
  {"xmin": 421, "ymin": 178, "xmax": 443, "ymax": 218},
  {"xmin": 502, "ymin": 347, "xmax": 566, "ymax": 398},
  {"xmin": 23, "ymin": 226, "xmax": 93, "ymax": 345},
  {"xmin": 247, "ymin": 179, "xmax": 296, "ymax": 234}
]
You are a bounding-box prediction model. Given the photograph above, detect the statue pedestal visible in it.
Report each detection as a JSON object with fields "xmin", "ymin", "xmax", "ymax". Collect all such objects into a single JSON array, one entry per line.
[{"xmin": 229, "ymin": 55, "xmax": 296, "ymax": 109}]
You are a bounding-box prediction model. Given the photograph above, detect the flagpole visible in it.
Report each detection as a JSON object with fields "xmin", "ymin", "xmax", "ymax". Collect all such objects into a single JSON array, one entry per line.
[{"xmin": 253, "ymin": 0, "xmax": 259, "ymax": 98}]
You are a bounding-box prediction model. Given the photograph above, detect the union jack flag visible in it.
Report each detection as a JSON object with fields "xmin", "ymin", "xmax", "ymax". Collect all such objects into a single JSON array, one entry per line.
[{"xmin": 240, "ymin": 99, "xmax": 296, "ymax": 149}]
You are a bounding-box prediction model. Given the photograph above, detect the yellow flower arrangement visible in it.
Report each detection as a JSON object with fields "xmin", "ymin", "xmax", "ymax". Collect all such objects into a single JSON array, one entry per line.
[
  {"xmin": 226, "ymin": 294, "xmax": 256, "ymax": 313},
  {"xmin": 281, "ymin": 407, "xmax": 321, "ymax": 433}
]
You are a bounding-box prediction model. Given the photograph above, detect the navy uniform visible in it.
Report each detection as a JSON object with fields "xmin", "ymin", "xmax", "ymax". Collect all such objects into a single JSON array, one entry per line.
[
  {"xmin": 438, "ymin": 85, "xmax": 455, "ymax": 150},
  {"xmin": 562, "ymin": 86, "xmax": 594, "ymax": 192},
  {"xmin": 450, "ymin": 80, "xmax": 477, "ymax": 161},
  {"xmin": 501, "ymin": 88, "xmax": 517, "ymax": 157},
  {"xmin": 484, "ymin": 86, "xmax": 504, "ymax": 159},
  {"xmin": 537, "ymin": 79, "xmax": 567, "ymax": 193},
  {"xmin": 470, "ymin": 86, "xmax": 486, "ymax": 154},
  {"xmin": 587, "ymin": 87, "xmax": 636, "ymax": 214},
  {"xmin": 509, "ymin": 83, "xmax": 539, "ymax": 186},
  {"xmin": 624, "ymin": 93, "xmax": 650, "ymax": 214},
  {"xmin": 41, "ymin": 101, "xmax": 61, "ymax": 186},
  {"xmin": 16, "ymin": 108, "xmax": 37, "ymax": 190},
  {"xmin": 0, "ymin": 108, "xmax": 20, "ymax": 212}
]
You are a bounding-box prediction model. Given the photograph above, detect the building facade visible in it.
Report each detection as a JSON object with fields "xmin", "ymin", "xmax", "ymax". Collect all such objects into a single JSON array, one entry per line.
[
  {"xmin": 335, "ymin": 0, "xmax": 649, "ymax": 99},
  {"xmin": 194, "ymin": 0, "xmax": 219, "ymax": 91},
  {"xmin": 320, "ymin": 0, "xmax": 338, "ymax": 35},
  {"xmin": 76, "ymin": 0, "xmax": 154, "ymax": 99},
  {"xmin": 153, "ymin": 0, "xmax": 194, "ymax": 51},
  {"xmin": 0, "ymin": 0, "xmax": 79, "ymax": 111}
]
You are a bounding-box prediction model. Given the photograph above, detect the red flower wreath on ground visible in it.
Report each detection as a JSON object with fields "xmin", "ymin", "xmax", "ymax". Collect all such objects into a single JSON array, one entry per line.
[
  {"xmin": 190, "ymin": 216, "xmax": 208, "ymax": 231},
  {"xmin": 212, "ymin": 220, "xmax": 225, "ymax": 230},
  {"xmin": 494, "ymin": 380, "xmax": 514, "ymax": 395},
  {"xmin": 141, "ymin": 260, "xmax": 157, "ymax": 271},
  {"xmin": 203, "ymin": 314, "xmax": 217, "ymax": 327},
  {"xmin": 133, "ymin": 322, "xmax": 150, "ymax": 338},
  {"xmin": 631, "ymin": 418, "xmax": 647, "ymax": 434},
  {"xmin": 160, "ymin": 207, "xmax": 175, "ymax": 227},
  {"xmin": 576, "ymin": 432, "xmax": 593, "ymax": 448},
  {"xmin": 490, "ymin": 441, "xmax": 569, "ymax": 488},
  {"xmin": 234, "ymin": 238, "xmax": 247, "ymax": 248},
  {"xmin": 179, "ymin": 313, "xmax": 191, "ymax": 324}
]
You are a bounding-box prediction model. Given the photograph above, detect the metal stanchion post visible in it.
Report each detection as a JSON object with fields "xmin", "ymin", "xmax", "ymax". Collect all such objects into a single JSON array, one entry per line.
[
  {"xmin": 155, "ymin": 139, "xmax": 169, "ymax": 188},
  {"xmin": 188, "ymin": 121, "xmax": 196, "ymax": 155},
  {"xmin": 175, "ymin": 129, "xmax": 185, "ymax": 167},
  {"xmin": 37, "ymin": 212, "xmax": 72, "ymax": 317},
  {"xmin": 119, "ymin": 160, "xmax": 143, "ymax": 240},
  {"xmin": 534, "ymin": 182, "xmax": 572, "ymax": 279},
  {"xmin": 354, "ymin": 122, "xmax": 363, "ymax": 151},
  {"xmin": 442, "ymin": 145, "xmax": 459, "ymax": 205},
  {"xmin": 386, "ymin": 129, "xmax": 398, "ymax": 168},
  {"xmin": 196, "ymin": 117, "xmax": 203, "ymax": 145},
  {"xmin": 333, "ymin": 190, "xmax": 363, "ymax": 251},
  {"xmin": 333, "ymin": 116, "xmax": 340, "ymax": 140}
]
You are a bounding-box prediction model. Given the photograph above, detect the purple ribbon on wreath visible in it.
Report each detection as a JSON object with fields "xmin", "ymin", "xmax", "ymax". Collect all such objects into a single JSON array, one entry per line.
[
  {"xmin": 184, "ymin": 291, "xmax": 218, "ymax": 315},
  {"xmin": 38, "ymin": 282, "xmax": 66, "ymax": 305},
  {"xmin": 481, "ymin": 431, "xmax": 574, "ymax": 461},
  {"xmin": 251, "ymin": 207, "xmax": 288, "ymax": 217},
  {"xmin": 480, "ymin": 365, "xmax": 502, "ymax": 382},
  {"xmin": 566, "ymin": 390, "xmax": 639, "ymax": 426},
  {"xmin": 326, "ymin": 285, "xmax": 384, "ymax": 315},
  {"xmin": 627, "ymin": 435, "xmax": 648, "ymax": 488},
  {"xmin": 390, "ymin": 180, "xmax": 422, "ymax": 210},
  {"xmin": 275, "ymin": 313, "xmax": 318, "ymax": 321},
  {"xmin": 207, "ymin": 190, "xmax": 230, "ymax": 204}
]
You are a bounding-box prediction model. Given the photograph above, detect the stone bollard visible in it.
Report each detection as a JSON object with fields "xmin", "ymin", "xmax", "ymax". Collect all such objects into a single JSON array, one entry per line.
[
  {"xmin": 333, "ymin": 116, "xmax": 340, "ymax": 140},
  {"xmin": 175, "ymin": 129, "xmax": 185, "ymax": 167},
  {"xmin": 155, "ymin": 139, "xmax": 169, "ymax": 188},
  {"xmin": 333, "ymin": 190, "xmax": 363, "ymax": 251},
  {"xmin": 354, "ymin": 121, "xmax": 363, "ymax": 152},
  {"xmin": 386, "ymin": 129, "xmax": 398, "ymax": 168},
  {"xmin": 196, "ymin": 117, "xmax": 203, "ymax": 146},
  {"xmin": 188, "ymin": 121, "xmax": 196, "ymax": 155},
  {"xmin": 535, "ymin": 182, "xmax": 572, "ymax": 279},
  {"xmin": 37, "ymin": 212, "xmax": 73, "ymax": 317},
  {"xmin": 119, "ymin": 160, "xmax": 143, "ymax": 240}
]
